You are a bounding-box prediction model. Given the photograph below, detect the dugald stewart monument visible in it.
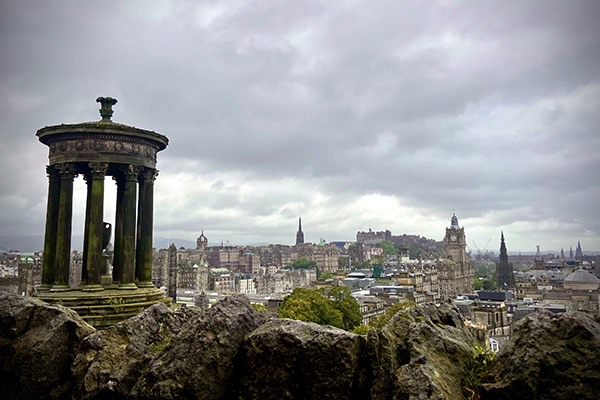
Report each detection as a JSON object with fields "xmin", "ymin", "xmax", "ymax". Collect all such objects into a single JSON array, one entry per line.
[{"xmin": 34, "ymin": 97, "xmax": 170, "ymax": 327}]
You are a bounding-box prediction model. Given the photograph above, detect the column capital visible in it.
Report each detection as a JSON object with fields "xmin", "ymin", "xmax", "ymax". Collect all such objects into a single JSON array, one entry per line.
[
  {"xmin": 140, "ymin": 168, "xmax": 159, "ymax": 183},
  {"xmin": 55, "ymin": 162, "xmax": 78, "ymax": 179},
  {"xmin": 46, "ymin": 165, "xmax": 60, "ymax": 183},
  {"xmin": 120, "ymin": 164, "xmax": 140, "ymax": 181},
  {"xmin": 88, "ymin": 162, "xmax": 109, "ymax": 178}
]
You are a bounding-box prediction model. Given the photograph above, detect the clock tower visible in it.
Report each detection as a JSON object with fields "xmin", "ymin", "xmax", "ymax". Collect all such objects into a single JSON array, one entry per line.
[
  {"xmin": 444, "ymin": 213, "xmax": 467, "ymax": 263},
  {"xmin": 439, "ymin": 213, "xmax": 474, "ymax": 298}
]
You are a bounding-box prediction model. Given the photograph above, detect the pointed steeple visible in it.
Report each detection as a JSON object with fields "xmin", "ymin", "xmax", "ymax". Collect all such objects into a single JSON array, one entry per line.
[
  {"xmin": 497, "ymin": 231, "xmax": 514, "ymax": 290},
  {"xmin": 575, "ymin": 241, "xmax": 583, "ymax": 261},
  {"xmin": 296, "ymin": 216, "xmax": 304, "ymax": 245},
  {"xmin": 499, "ymin": 231, "xmax": 508, "ymax": 263}
]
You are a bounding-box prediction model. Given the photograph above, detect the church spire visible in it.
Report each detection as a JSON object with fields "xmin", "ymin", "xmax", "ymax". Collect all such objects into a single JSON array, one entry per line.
[
  {"xmin": 296, "ymin": 216, "xmax": 304, "ymax": 245},
  {"xmin": 497, "ymin": 231, "xmax": 514, "ymax": 290},
  {"xmin": 575, "ymin": 241, "xmax": 583, "ymax": 261}
]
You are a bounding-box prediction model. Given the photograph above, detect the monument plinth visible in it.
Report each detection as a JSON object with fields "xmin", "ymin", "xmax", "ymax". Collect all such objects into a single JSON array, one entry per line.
[{"xmin": 35, "ymin": 97, "xmax": 170, "ymax": 327}]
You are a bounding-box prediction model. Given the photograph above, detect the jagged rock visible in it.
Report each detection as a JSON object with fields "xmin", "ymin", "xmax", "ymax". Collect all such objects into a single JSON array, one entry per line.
[
  {"xmin": 371, "ymin": 301, "xmax": 476, "ymax": 400},
  {"xmin": 240, "ymin": 319, "xmax": 368, "ymax": 400},
  {"xmin": 71, "ymin": 302, "xmax": 200, "ymax": 400},
  {"xmin": 481, "ymin": 310, "xmax": 600, "ymax": 400},
  {"xmin": 0, "ymin": 292, "xmax": 95, "ymax": 400},
  {"xmin": 129, "ymin": 294, "xmax": 268, "ymax": 400},
  {"xmin": 238, "ymin": 301, "xmax": 475, "ymax": 400}
]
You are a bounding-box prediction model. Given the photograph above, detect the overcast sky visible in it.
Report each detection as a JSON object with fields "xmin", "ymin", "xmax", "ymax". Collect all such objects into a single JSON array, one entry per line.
[{"xmin": 1, "ymin": 0, "xmax": 599, "ymax": 254}]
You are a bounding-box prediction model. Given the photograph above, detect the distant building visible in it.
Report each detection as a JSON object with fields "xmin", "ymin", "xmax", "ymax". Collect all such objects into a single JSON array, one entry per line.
[
  {"xmin": 196, "ymin": 231, "xmax": 208, "ymax": 250},
  {"xmin": 575, "ymin": 241, "xmax": 583, "ymax": 261},
  {"xmin": 296, "ymin": 217, "xmax": 304, "ymax": 245},
  {"xmin": 438, "ymin": 213, "xmax": 474, "ymax": 298},
  {"xmin": 496, "ymin": 232, "xmax": 515, "ymax": 290},
  {"xmin": 168, "ymin": 243, "xmax": 177, "ymax": 302},
  {"xmin": 356, "ymin": 229, "xmax": 392, "ymax": 245}
]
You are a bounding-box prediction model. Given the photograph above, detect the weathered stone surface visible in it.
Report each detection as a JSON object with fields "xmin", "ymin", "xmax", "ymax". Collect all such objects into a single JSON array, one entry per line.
[
  {"xmin": 240, "ymin": 319, "xmax": 368, "ymax": 400},
  {"xmin": 481, "ymin": 310, "xmax": 600, "ymax": 400},
  {"xmin": 371, "ymin": 301, "xmax": 476, "ymax": 400},
  {"xmin": 0, "ymin": 292, "xmax": 95, "ymax": 400},
  {"xmin": 129, "ymin": 294, "xmax": 268, "ymax": 400},
  {"xmin": 8, "ymin": 291, "xmax": 596, "ymax": 400},
  {"xmin": 71, "ymin": 302, "xmax": 200, "ymax": 400}
]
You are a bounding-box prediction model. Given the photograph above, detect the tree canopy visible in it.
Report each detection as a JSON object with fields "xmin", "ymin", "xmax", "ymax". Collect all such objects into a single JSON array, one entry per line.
[
  {"xmin": 380, "ymin": 240, "xmax": 398, "ymax": 255},
  {"xmin": 292, "ymin": 257, "xmax": 317, "ymax": 269},
  {"xmin": 329, "ymin": 285, "xmax": 362, "ymax": 330},
  {"xmin": 319, "ymin": 270, "xmax": 333, "ymax": 280},
  {"xmin": 278, "ymin": 286, "xmax": 361, "ymax": 331}
]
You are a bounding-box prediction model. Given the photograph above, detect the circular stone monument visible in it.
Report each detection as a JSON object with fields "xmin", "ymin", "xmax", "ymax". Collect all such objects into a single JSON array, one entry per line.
[{"xmin": 35, "ymin": 97, "xmax": 170, "ymax": 327}]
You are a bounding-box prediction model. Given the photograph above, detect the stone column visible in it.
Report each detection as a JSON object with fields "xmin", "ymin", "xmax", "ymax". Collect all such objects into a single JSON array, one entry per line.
[
  {"xmin": 113, "ymin": 174, "xmax": 125, "ymax": 285},
  {"xmin": 40, "ymin": 165, "xmax": 60, "ymax": 291},
  {"xmin": 82, "ymin": 162, "xmax": 108, "ymax": 291},
  {"xmin": 51, "ymin": 162, "xmax": 77, "ymax": 291},
  {"xmin": 81, "ymin": 172, "xmax": 93, "ymax": 285},
  {"xmin": 119, "ymin": 165, "xmax": 138, "ymax": 289},
  {"xmin": 135, "ymin": 176, "xmax": 144, "ymax": 282},
  {"xmin": 137, "ymin": 168, "xmax": 158, "ymax": 288}
]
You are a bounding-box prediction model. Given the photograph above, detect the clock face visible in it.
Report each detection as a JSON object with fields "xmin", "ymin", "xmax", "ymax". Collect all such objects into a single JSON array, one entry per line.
[{"xmin": 450, "ymin": 235, "xmax": 457, "ymax": 242}]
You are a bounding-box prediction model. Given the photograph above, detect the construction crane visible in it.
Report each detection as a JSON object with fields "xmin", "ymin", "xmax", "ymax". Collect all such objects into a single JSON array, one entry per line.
[
  {"xmin": 482, "ymin": 238, "xmax": 492, "ymax": 254},
  {"xmin": 472, "ymin": 241, "xmax": 481, "ymax": 255}
]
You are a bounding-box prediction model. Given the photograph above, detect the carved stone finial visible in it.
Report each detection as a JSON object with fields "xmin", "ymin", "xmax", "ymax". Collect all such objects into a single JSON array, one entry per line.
[{"xmin": 96, "ymin": 97, "xmax": 118, "ymax": 121}]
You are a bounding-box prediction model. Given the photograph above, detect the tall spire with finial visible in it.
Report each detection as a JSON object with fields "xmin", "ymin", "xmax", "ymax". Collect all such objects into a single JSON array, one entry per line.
[
  {"xmin": 296, "ymin": 216, "xmax": 304, "ymax": 245},
  {"xmin": 496, "ymin": 231, "xmax": 514, "ymax": 290},
  {"xmin": 575, "ymin": 241, "xmax": 583, "ymax": 261}
]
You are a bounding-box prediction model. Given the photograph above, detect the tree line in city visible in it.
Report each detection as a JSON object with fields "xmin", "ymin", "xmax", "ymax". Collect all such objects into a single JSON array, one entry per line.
[
  {"xmin": 473, "ymin": 262, "xmax": 498, "ymax": 291},
  {"xmin": 278, "ymin": 285, "xmax": 415, "ymax": 334}
]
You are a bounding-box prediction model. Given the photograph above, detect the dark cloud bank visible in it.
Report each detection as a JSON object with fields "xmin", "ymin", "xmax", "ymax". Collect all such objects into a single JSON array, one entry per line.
[{"xmin": 1, "ymin": 0, "xmax": 599, "ymax": 252}]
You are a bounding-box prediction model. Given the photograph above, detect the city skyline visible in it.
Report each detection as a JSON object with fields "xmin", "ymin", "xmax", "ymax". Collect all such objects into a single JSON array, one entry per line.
[{"xmin": 1, "ymin": 1, "xmax": 599, "ymax": 253}]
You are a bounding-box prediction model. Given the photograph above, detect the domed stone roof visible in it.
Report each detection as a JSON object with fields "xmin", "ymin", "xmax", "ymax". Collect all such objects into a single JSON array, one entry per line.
[
  {"xmin": 450, "ymin": 213, "xmax": 459, "ymax": 229},
  {"xmin": 564, "ymin": 269, "xmax": 599, "ymax": 284}
]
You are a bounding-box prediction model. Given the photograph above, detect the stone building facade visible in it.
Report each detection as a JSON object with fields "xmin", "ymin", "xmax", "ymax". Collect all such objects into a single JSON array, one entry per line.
[
  {"xmin": 254, "ymin": 268, "xmax": 316, "ymax": 295},
  {"xmin": 438, "ymin": 214, "xmax": 474, "ymax": 298}
]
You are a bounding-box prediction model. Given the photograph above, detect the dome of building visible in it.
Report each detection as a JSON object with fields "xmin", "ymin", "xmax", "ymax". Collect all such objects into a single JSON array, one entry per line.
[
  {"xmin": 564, "ymin": 269, "xmax": 599, "ymax": 284},
  {"xmin": 450, "ymin": 213, "xmax": 459, "ymax": 229}
]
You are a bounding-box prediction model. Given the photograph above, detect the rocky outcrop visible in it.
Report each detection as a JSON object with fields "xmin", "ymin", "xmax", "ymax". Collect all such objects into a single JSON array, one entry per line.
[
  {"xmin": 0, "ymin": 292, "xmax": 95, "ymax": 400},
  {"xmin": 371, "ymin": 302, "xmax": 476, "ymax": 400},
  {"xmin": 3, "ymin": 290, "xmax": 598, "ymax": 400},
  {"xmin": 482, "ymin": 309, "xmax": 600, "ymax": 400},
  {"xmin": 71, "ymin": 302, "xmax": 200, "ymax": 400},
  {"xmin": 240, "ymin": 319, "xmax": 368, "ymax": 400},
  {"xmin": 129, "ymin": 295, "xmax": 269, "ymax": 400}
]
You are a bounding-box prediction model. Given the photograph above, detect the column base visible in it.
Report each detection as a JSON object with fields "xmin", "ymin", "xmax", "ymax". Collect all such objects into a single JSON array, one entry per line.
[
  {"xmin": 49, "ymin": 284, "xmax": 71, "ymax": 292},
  {"xmin": 136, "ymin": 281, "xmax": 156, "ymax": 288},
  {"xmin": 118, "ymin": 282, "xmax": 138, "ymax": 290},
  {"xmin": 81, "ymin": 284, "xmax": 104, "ymax": 292}
]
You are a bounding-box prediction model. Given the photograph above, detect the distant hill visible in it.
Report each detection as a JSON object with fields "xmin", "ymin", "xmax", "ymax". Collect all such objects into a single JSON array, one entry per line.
[
  {"xmin": 153, "ymin": 238, "xmax": 197, "ymax": 250},
  {"xmin": 0, "ymin": 235, "xmax": 44, "ymax": 252}
]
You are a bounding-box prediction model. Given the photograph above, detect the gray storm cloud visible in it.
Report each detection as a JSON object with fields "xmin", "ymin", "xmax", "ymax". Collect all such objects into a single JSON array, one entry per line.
[{"xmin": 0, "ymin": 0, "xmax": 598, "ymax": 252}]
